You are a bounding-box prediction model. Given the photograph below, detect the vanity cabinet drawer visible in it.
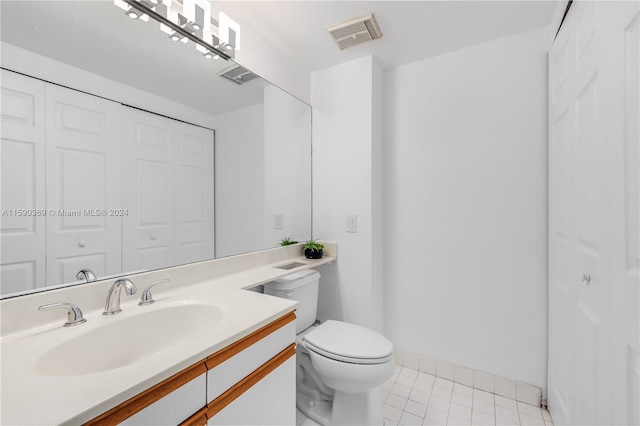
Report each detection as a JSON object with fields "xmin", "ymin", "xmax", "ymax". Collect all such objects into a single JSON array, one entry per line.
[
  {"xmin": 84, "ymin": 361, "xmax": 207, "ymax": 426},
  {"xmin": 206, "ymin": 318, "xmax": 295, "ymax": 402},
  {"xmin": 122, "ymin": 373, "xmax": 206, "ymax": 426},
  {"xmin": 207, "ymin": 357, "xmax": 296, "ymax": 425}
]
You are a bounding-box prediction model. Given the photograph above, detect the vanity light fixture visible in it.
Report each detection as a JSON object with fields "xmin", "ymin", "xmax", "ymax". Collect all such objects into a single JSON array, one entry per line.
[{"xmin": 114, "ymin": 0, "xmax": 240, "ymax": 61}]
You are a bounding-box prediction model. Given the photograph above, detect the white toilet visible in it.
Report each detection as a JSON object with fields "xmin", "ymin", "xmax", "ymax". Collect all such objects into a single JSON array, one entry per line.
[{"xmin": 263, "ymin": 270, "xmax": 394, "ymax": 426}]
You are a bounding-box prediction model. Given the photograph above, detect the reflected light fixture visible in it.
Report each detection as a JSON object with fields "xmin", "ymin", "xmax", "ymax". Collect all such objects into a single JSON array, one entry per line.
[
  {"xmin": 202, "ymin": 50, "xmax": 219, "ymax": 60},
  {"xmin": 126, "ymin": 7, "xmax": 148, "ymax": 21},
  {"xmin": 114, "ymin": 0, "xmax": 241, "ymax": 61}
]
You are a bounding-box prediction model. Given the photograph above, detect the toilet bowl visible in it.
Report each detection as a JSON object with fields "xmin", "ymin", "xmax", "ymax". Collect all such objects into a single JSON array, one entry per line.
[{"xmin": 263, "ymin": 270, "xmax": 394, "ymax": 426}]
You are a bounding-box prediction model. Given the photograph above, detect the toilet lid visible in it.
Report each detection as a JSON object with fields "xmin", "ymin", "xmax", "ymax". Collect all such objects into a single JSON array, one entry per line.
[{"xmin": 303, "ymin": 320, "xmax": 394, "ymax": 364}]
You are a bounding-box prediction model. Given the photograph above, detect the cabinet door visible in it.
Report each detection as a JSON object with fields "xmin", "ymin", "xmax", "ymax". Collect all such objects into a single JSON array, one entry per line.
[
  {"xmin": 0, "ymin": 70, "xmax": 46, "ymax": 294},
  {"xmin": 208, "ymin": 358, "xmax": 296, "ymax": 426},
  {"xmin": 44, "ymin": 84, "xmax": 122, "ymax": 286}
]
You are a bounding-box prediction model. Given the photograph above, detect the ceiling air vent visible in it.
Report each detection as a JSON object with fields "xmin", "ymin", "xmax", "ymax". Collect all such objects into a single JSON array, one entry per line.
[
  {"xmin": 327, "ymin": 13, "xmax": 382, "ymax": 51},
  {"xmin": 218, "ymin": 64, "xmax": 259, "ymax": 85}
]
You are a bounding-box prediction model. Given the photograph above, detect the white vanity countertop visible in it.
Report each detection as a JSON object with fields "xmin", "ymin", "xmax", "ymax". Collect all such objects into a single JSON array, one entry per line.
[{"xmin": 0, "ymin": 246, "xmax": 337, "ymax": 425}]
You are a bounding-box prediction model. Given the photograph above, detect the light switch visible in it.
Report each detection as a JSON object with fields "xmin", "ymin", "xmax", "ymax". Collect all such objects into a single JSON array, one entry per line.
[
  {"xmin": 346, "ymin": 214, "xmax": 357, "ymax": 233},
  {"xmin": 274, "ymin": 213, "xmax": 283, "ymax": 230}
]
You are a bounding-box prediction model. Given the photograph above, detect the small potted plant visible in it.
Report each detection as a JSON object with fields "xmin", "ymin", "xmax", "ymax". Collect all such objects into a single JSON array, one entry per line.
[
  {"xmin": 279, "ymin": 236, "xmax": 298, "ymax": 246},
  {"xmin": 303, "ymin": 239, "xmax": 324, "ymax": 259}
]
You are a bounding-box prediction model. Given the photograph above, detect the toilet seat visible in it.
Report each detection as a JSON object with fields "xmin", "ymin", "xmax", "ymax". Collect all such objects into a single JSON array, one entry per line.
[{"xmin": 303, "ymin": 320, "xmax": 393, "ymax": 365}]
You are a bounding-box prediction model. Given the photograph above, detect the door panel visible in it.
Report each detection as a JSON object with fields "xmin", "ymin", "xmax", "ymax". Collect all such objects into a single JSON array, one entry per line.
[
  {"xmin": 122, "ymin": 110, "xmax": 175, "ymax": 272},
  {"xmin": 549, "ymin": 2, "xmax": 640, "ymax": 424},
  {"xmin": 57, "ymin": 148, "xmax": 108, "ymax": 229},
  {"xmin": 175, "ymin": 124, "xmax": 214, "ymax": 264},
  {"xmin": 122, "ymin": 108, "xmax": 213, "ymax": 272},
  {"xmin": 623, "ymin": 16, "xmax": 640, "ymax": 425},
  {"xmin": 45, "ymin": 84, "xmax": 121, "ymax": 285},
  {"xmin": 0, "ymin": 70, "xmax": 46, "ymax": 293},
  {"xmin": 611, "ymin": 5, "xmax": 640, "ymax": 425},
  {"xmin": 549, "ymin": 1, "xmax": 610, "ymax": 424}
]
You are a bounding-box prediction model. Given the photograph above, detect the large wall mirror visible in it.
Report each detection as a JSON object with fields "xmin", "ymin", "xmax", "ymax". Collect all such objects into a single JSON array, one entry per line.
[{"xmin": 0, "ymin": 1, "xmax": 312, "ymax": 298}]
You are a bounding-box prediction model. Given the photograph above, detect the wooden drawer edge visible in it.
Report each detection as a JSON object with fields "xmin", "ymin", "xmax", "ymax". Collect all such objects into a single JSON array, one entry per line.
[
  {"xmin": 180, "ymin": 407, "xmax": 208, "ymax": 426},
  {"xmin": 206, "ymin": 343, "xmax": 297, "ymax": 419},
  {"xmin": 84, "ymin": 361, "xmax": 207, "ymax": 426},
  {"xmin": 205, "ymin": 311, "xmax": 296, "ymax": 370}
]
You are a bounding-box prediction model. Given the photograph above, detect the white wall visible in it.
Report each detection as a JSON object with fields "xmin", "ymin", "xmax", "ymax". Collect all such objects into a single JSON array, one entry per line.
[
  {"xmin": 311, "ymin": 55, "xmax": 384, "ymax": 332},
  {"xmin": 263, "ymin": 85, "xmax": 312, "ymax": 246},
  {"xmin": 214, "ymin": 103, "xmax": 265, "ymax": 258},
  {"xmin": 383, "ymin": 26, "xmax": 549, "ymax": 388},
  {"xmin": 216, "ymin": 86, "xmax": 312, "ymax": 257}
]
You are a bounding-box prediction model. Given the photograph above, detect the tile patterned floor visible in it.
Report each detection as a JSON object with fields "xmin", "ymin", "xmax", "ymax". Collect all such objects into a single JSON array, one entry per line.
[{"xmin": 296, "ymin": 365, "xmax": 553, "ymax": 426}]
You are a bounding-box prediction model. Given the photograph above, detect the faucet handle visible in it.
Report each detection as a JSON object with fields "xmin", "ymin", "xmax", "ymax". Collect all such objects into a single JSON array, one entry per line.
[
  {"xmin": 139, "ymin": 279, "xmax": 170, "ymax": 306},
  {"xmin": 38, "ymin": 303, "xmax": 87, "ymax": 327}
]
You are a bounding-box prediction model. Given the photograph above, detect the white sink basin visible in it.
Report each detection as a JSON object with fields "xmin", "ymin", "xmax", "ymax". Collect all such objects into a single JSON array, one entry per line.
[{"xmin": 34, "ymin": 304, "xmax": 223, "ymax": 376}]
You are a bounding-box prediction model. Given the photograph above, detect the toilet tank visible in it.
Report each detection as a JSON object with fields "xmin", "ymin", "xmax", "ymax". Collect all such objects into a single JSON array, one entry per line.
[{"xmin": 263, "ymin": 270, "xmax": 320, "ymax": 333}]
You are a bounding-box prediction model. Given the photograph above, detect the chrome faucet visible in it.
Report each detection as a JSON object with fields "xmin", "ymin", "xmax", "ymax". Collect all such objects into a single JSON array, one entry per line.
[
  {"xmin": 103, "ymin": 278, "xmax": 137, "ymax": 315},
  {"xmin": 76, "ymin": 268, "xmax": 97, "ymax": 283},
  {"xmin": 38, "ymin": 302, "xmax": 87, "ymax": 327},
  {"xmin": 138, "ymin": 279, "xmax": 170, "ymax": 306}
]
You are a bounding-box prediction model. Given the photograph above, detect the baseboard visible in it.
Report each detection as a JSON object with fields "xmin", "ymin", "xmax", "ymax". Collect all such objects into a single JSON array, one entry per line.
[{"xmin": 393, "ymin": 348, "xmax": 542, "ymax": 407}]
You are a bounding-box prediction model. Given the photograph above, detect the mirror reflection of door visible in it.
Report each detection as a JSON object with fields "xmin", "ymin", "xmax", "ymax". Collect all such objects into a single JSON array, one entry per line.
[
  {"xmin": 121, "ymin": 107, "xmax": 214, "ymax": 273},
  {"xmin": 44, "ymin": 83, "xmax": 122, "ymax": 286},
  {"xmin": 1, "ymin": 71, "xmax": 215, "ymax": 293},
  {"xmin": 0, "ymin": 71, "xmax": 47, "ymax": 294}
]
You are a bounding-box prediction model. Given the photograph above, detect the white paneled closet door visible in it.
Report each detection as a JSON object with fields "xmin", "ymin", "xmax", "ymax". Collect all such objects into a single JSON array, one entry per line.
[
  {"xmin": 121, "ymin": 108, "xmax": 175, "ymax": 272},
  {"xmin": 121, "ymin": 107, "xmax": 214, "ymax": 273},
  {"xmin": 610, "ymin": 2, "xmax": 640, "ymax": 425},
  {"xmin": 548, "ymin": 1, "xmax": 640, "ymax": 424},
  {"xmin": 173, "ymin": 120, "xmax": 215, "ymax": 265},
  {"xmin": 44, "ymin": 84, "xmax": 122, "ymax": 285},
  {"xmin": 0, "ymin": 70, "xmax": 46, "ymax": 294}
]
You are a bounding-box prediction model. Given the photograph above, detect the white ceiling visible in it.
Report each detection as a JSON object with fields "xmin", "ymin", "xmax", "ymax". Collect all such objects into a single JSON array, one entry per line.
[{"xmin": 218, "ymin": 1, "xmax": 558, "ymax": 72}]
